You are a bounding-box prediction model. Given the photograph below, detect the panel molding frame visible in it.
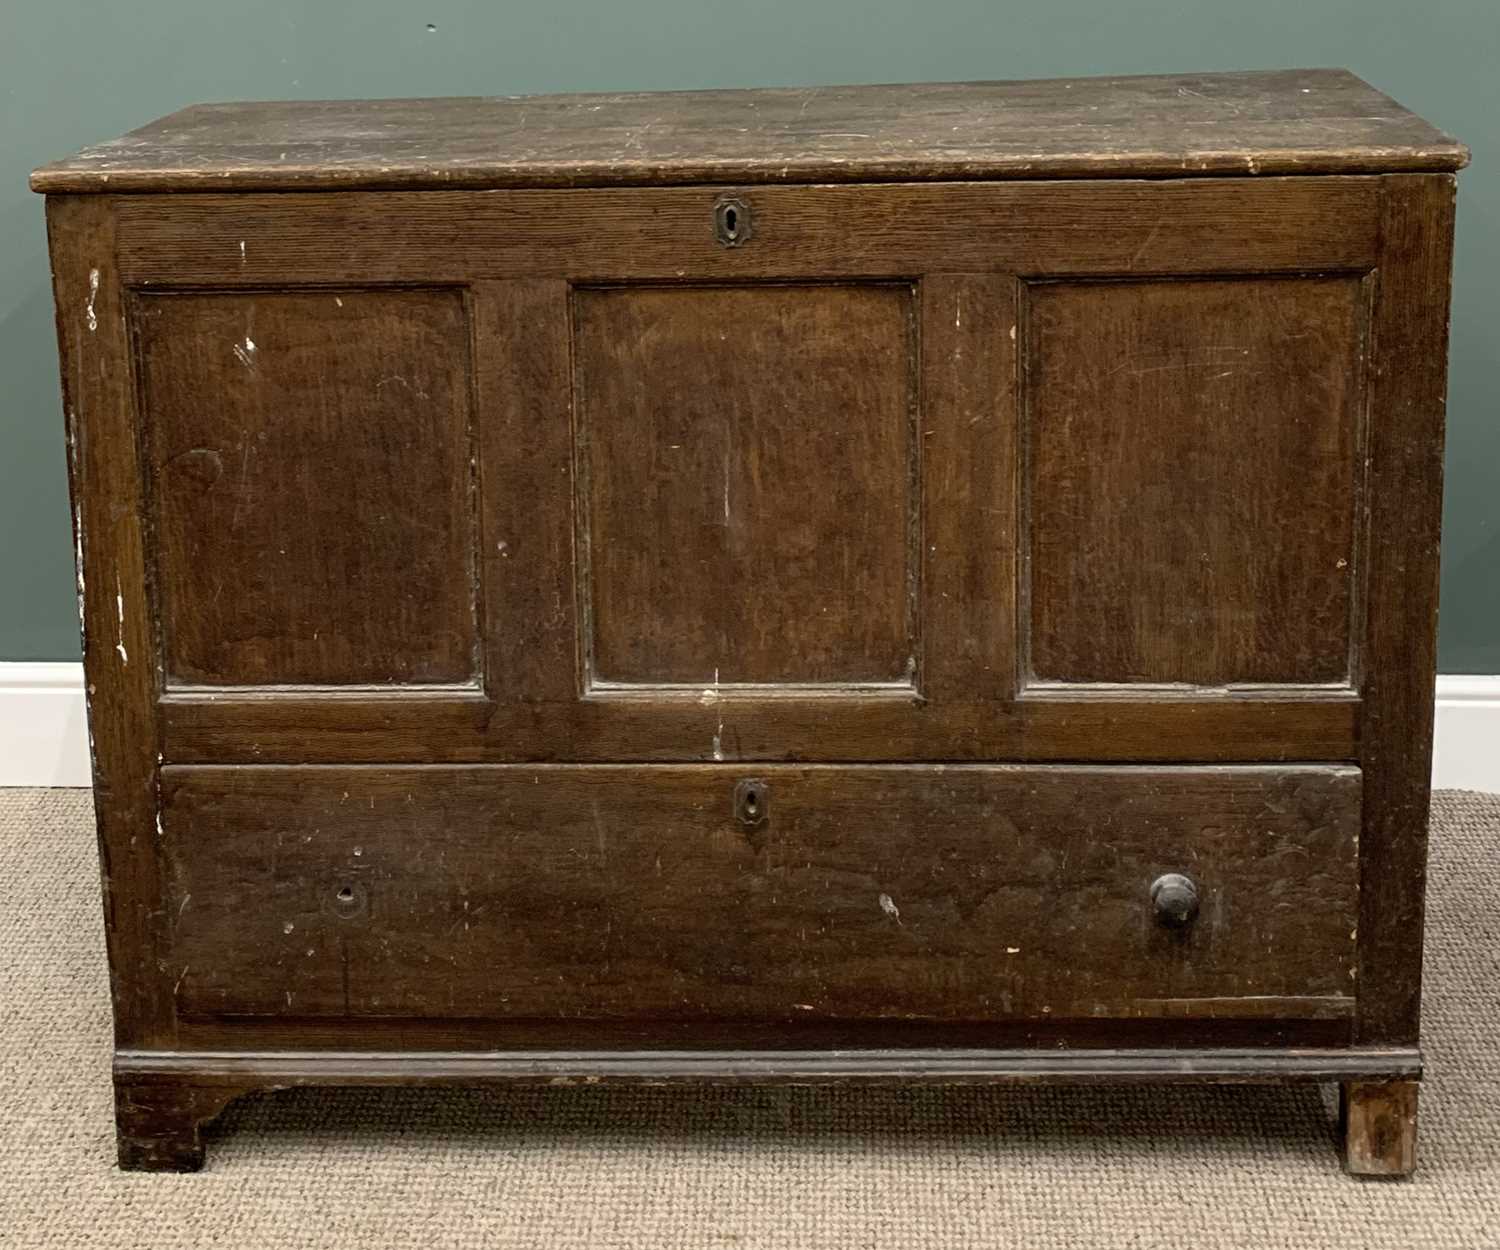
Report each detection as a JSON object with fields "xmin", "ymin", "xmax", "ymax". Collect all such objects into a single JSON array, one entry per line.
[
  {"xmin": 7, "ymin": 664, "xmax": 1493, "ymax": 784},
  {"xmin": 73, "ymin": 182, "xmax": 1400, "ymax": 765},
  {"xmin": 126, "ymin": 281, "xmax": 485, "ymax": 694},
  {"xmin": 567, "ymin": 278, "xmax": 924, "ymax": 698},
  {"xmin": 1014, "ymin": 268, "xmax": 1376, "ymax": 697}
]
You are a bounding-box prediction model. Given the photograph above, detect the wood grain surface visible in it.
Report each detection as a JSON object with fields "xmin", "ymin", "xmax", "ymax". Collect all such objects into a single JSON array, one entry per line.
[
  {"xmin": 1024, "ymin": 275, "xmax": 1364, "ymax": 687},
  {"xmin": 34, "ymin": 70, "xmax": 1464, "ymax": 1173},
  {"xmin": 575, "ymin": 282, "xmax": 916, "ymax": 687},
  {"xmin": 135, "ymin": 288, "xmax": 479, "ymax": 687},
  {"xmin": 32, "ymin": 69, "xmax": 1467, "ymax": 194},
  {"xmin": 160, "ymin": 764, "xmax": 1361, "ymax": 1024}
]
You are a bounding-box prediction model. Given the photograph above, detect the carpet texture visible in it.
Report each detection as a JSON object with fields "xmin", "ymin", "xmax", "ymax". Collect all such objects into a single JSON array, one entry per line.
[{"xmin": 1, "ymin": 787, "xmax": 1496, "ymax": 1248}]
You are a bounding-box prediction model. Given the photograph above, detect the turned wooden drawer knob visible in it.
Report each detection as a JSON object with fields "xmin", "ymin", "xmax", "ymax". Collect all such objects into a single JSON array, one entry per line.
[{"xmin": 1151, "ymin": 873, "xmax": 1199, "ymax": 928}]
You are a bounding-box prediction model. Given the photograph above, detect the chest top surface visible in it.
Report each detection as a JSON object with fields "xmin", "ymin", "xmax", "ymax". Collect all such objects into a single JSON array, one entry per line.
[{"xmin": 31, "ymin": 67, "xmax": 1466, "ymax": 194}]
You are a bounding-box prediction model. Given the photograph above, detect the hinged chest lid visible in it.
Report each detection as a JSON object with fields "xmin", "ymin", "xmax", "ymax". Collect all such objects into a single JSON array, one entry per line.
[{"xmin": 31, "ymin": 67, "xmax": 1466, "ymax": 194}]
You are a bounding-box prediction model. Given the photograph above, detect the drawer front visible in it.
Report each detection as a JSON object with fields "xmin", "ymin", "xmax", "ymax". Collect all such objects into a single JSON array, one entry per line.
[
  {"xmin": 116, "ymin": 181, "xmax": 1375, "ymax": 766},
  {"xmin": 161, "ymin": 764, "xmax": 1360, "ymax": 1024}
]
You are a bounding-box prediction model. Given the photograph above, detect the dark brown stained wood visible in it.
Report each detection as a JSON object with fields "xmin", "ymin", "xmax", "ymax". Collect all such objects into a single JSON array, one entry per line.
[
  {"xmin": 1356, "ymin": 175, "xmax": 1458, "ymax": 1045},
  {"xmin": 30, "ymin": 69, "xmax": 1467, "ymax": 194},
  {"xmin": 134, "ymin": 289, "xmax": 479, "ymax": 687},
  {"xmin": 1341, "ymin": 1079, "xmax": 1419, "ymax": 1176},
  {"xmin": 919, "ymin": 275, "xmax": 1015, "ymax": 703},
  {"xmin": 46, "ymin": 196, "xmax": 174, "ymax": 1049},
  {"xmin": 159, "ymin": 764, "xmax": 1360, "ymax": 1023},
  {"xmin": 114, "ymin": 1078, "xmax": 251, "ymax": 1172},
  {"xmin": 474, "ymin": 280, "xmax": 579, "ymax": 703},
  {"xmin": 156, "ymin": 689, "xmax": 1360, "ymax": 764},
  {"xmin": 418, "ymin": 268, "xmax": 1026, "ymax": 761},
  {"xmin": 108, "ymin": 179, "xmax": 1382, "ymax": 286},
  {"xmin": 575, "ymin": 283, "xmax": 916, "ymax": 687},
  {"xmin": 116, "ymin": 1046, "xmax": 1421, "ymax": 1089},
  {"xmin": 1024, "ymin": 275, "xmax": 1364, "ymax": 687},
  {"xmin": 35, "ymin": 78, "xmax": 1464, "ymax": 1175},
  {"xmin": 170, "ymin": 1011, "xmax": 1357, "ymax": 1055},
  {"xmin": 110, "ymin": 1043, "xmax": 1417, "ymax": 1171}
]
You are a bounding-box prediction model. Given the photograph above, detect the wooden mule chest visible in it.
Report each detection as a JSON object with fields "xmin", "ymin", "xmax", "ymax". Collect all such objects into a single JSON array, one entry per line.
[{"xmin": 31, "ymin": 68, "xmax": 1467, "ymax": 1174}]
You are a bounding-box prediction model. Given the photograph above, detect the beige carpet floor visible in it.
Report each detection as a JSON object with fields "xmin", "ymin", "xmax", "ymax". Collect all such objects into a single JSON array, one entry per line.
[{"xmin": 1, "ymin": 787, "xmax": 1496, "ymax": 1248}]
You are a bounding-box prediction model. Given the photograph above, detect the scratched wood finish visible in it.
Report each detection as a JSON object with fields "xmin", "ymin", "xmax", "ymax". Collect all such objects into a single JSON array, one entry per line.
[
  {"xmin": 168, "ymin": 1010, "xmax": 1357, "ymax": 1055},
  {"xmin": 31, "ymin": 69, "xmax": 1466, "ymax": 193},
  {"xmin": 34, "ymin": 73, "xmax": 1463, "ymax": 1172},
  {"xmin": 1355, "ymin": 175, "xmax": 1459, "ymax": 1046},
  {"xmin": 576, "ymin": 283, "xmax": 916, "ymax": 687},
  {"xmin": 157, "ymin": 689, "xmax": 1360, "ymax": 764},
  {"xmin": 114, "ymin": 1079, "xmax": 252, "ymax": 1172},
  {"xmin": 46, "ymin": 196, "xmax": 175, "ymax": 1051},
  {"xmin": 160, "ymin": 765, "xmax": 1360, "ymax": 1023},
  {"xmin": 116, "ymin": 1047, "xmax": 1418, "ymax": 1091},
  {"xmin": 1340, "ymin": 1078, "xmax": 1420, "ymax": 1176},
  {"xmin": 135, "ymin": 289, "xmax": 478, "ymax": 687},
  {"xmin": 107, "ymin": 180, "xmax": 1382, "ymax": 286},
  {"xmin": 1024, "ymin": 275, "xmax": 1364, "ymax": 687}
]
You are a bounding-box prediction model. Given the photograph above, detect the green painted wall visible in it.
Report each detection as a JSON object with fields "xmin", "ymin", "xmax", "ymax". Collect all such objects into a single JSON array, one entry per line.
[{"xmin": 3, "ymin": 2, "xmax": 1495, "ymax": 667}]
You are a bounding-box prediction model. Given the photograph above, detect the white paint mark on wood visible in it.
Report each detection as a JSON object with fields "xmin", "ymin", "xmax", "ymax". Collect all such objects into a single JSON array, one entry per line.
[
  {"xmin": 1006, "ymin": 946, "xmax": 1021, "ymax": 954},
  {"xmin": 85, "ymin": 269, "xmax": 99, "ymax": 332},
  {"xmin": 232, "ymin": 336, "xmax": 257, "ymax": 370},
  {"xmin": 878, "ymin": 893, "xmax": 902, "ymax": 924},
  {"xmin": 239, "ymin": 240, "xmax": 247, "ymax": 264},
  {"xmin": 114, "ymin": 580, "xmax": 128, "ymax": 663},
  {"xmin": 711, "ymin": 666, "xmax": 725, "ymax": 759}
]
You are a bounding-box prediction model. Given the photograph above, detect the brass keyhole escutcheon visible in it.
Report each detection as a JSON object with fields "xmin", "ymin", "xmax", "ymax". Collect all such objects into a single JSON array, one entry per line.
[{"xmin": 714, "ymin": 195, "xmax": 752, "ymax": 247}]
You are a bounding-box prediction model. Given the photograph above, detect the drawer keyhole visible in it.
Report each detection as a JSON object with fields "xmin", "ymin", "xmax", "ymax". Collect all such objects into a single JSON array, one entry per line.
[
  {"xmin": 734, "ymin": 778, "xmax": 769, "ymax": 828},
  {"xmin": 330, "ymin": 879, "xmax": 368, "ymax": 919}
]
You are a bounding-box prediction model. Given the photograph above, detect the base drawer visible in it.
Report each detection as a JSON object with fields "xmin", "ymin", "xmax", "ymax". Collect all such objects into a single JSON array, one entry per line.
[{"xmin": 160, "ymin": 764, "xmax": 1360, "ymax": 1023}]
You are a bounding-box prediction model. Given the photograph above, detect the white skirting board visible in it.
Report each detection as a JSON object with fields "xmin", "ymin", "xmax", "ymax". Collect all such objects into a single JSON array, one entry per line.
[
  {"xmin": 0, "ymin": 662, "xmax": 1496, "ymax": 792},
  {"xmin": 0, "ymin": 662, "xmax": 93, "ymax": 787}
]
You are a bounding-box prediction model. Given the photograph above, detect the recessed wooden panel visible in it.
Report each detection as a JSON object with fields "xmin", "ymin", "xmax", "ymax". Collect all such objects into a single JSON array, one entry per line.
[
  {"xmin": 136, "ymin": 289, "xmax": 477, "ymax": 687},
  {"xmin": 1024, "ymin": 276, "xmax": 1364, "ymax": 687},
  {"xmin": 161, "ymin": 764, "xmax": 1359, "ymax": 1022},
  {"xmin": 574, "ymin": 284, "xmax": 916, "ymax": 687}
]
